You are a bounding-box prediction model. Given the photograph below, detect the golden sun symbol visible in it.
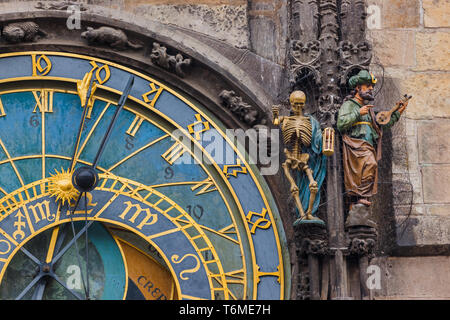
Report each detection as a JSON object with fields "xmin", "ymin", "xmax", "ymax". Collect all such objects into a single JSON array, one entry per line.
[{"xmin": 48, "ymin": 168, "xmax": 79, "ymax": 205}]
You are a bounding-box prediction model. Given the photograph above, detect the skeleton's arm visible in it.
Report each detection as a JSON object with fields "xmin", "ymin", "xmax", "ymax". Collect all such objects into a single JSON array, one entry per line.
[{"xmin": 272, "ymin": 105, "xmax": 284, "ymax": 126}]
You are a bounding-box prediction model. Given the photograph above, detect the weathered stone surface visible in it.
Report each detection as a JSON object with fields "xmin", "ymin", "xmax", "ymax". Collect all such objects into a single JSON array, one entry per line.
[
  {"xmin": 426, "ymin": 204, "xmax": 450, "ymax": 216},
  {"xmin": 422, "ymin": 165, "xmax": 450, "ymax": 203},
  {"xmin": 399, "ymin": 73, "xmax": 450, "ymax": 119},
  {"xmin": 416, "ymin": 32, "xmax": 450, "ymax": 71},
  {"xmin": 392, "ymin": 173, "xmax": 422, "ymax": 205},
  {"xmin": 395, "ymin": 215, "xmax": 450, "ymax": 246},
  {"xmin": 423, "ymin": 0, "xmax": 450, "ymax": 28},
  {"xmin": 367, "ymin": 30, "xmax": 415, "ymax": 67},
  {"xmin": 418, "ymin": 120, "xmax": 450, "ymax": 164},
  {"xmin": 373, "ymin": 256, "xmax": 450, "ymax": 299},
  {"xmin": 366, "ymin": 0, "xmax": 420, "ymax": 29},
  {"xmin": 127, "ymin": 4, "xmax": 250, "ymax": 48}
]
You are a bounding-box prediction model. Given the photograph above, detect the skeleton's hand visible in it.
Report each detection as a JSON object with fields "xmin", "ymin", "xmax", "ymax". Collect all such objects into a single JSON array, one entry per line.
[
  {"xmin": 309, "ymin": 181, "xmax": 318, "ymax": 192},
  {"xmin": 272, "ymin": 105, "xmax": 280, "ymax": 116},
  {"xmin": 272, "ymin": 105, "xmax": 280, "ymax": 125}
]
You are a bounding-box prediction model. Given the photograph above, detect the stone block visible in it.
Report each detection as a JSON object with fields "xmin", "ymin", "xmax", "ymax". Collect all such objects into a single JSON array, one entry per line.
[
  {"xmin": 423, "ymin": 0, "xmax": 450, "ymax": 28},
  {"xmin": 374, "ymin": 256, "xmax": 450, "ymax": 299},
  {"xmin": 400, "ymin": 73, "xmax": 450, "ymax": 119},
  {"xmin": 368, "ymin": 30, "xmax": 415, "ymax": 67},
  {"xmin": 416, "ymin": 32, "xmax": 450, "ymax": 71},
  {"xmin": 421, "ymin": 165, "xmax": 450, "ymax": 203},
  {"xmin": 396, "ymin": 215, "xmax": 450, "ymax": 246},
  {"xmin": 426, "ymin": 204, "xmax": 450, "ymax": 216},
  {"xmin": 366, "ymin": 0, "xmax": 420, "ymax": 29},
  {"xmin": 418, "ymin": 120, "xmax": 450, "ymax": 164}
]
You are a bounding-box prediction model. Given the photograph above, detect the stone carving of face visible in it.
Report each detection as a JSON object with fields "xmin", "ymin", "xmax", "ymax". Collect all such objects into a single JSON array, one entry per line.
[{"xmin": 4, "ymin": 26, "xmax": 25, "ymax": 43}]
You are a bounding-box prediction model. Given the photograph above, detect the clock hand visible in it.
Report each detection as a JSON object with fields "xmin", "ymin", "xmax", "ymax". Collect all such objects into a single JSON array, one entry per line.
[
  {"xmin": 69, "ymin": 71, "xmax": 97, "ymax": 172},
  {"xmin": 71, "ymin": 75, "xmax": 135, "ymax": 192},
  {"xmin": 92, "ymin": 74, "xmax": 135, "ymax": 169},
  {"xmin": 83, "ymin": 192, "xmax": 90, "ymax": 299},
  {"xmin": 64, "ymin": 75, "xmax": 134, "ymax": 299},
  {"xmin": 32, "ymin": 223, "xmax": 69, "ymax": 300}
]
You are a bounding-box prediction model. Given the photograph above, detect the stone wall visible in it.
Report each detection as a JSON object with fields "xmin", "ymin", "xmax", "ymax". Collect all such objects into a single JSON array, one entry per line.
[{"xmin": 367, "ymin": 0, "xmax": 450, "ymax": 299}]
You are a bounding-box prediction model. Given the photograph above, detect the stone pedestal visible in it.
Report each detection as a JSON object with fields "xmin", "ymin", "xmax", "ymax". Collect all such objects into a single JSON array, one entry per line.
[
  {"xmin": 345, "ymin": 204, "xmax": 378, "ymax": 300},
  {"xmin": 294, "ymin": 220, "xmax": 329, "ymax": 300}
]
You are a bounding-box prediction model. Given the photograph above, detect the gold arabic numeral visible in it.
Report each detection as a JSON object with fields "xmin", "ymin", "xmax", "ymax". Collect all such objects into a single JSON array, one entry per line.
[
  {"xmin": 161, "ymin": 141, "xmax": 186, "ymax": 165},
  {"xmin": 187, "ymin": 114, "xmax": 210, "ymax": 141},
  {"xmin": 126, "ymin": 114, "xmax": 145, "ymax": 137},
  {"xmin": 142, "ymin": 82, "xmax": 164, "ymax": 108},
  {"xmin": 190, "ymin": 177, "xmax": 217, "ymax": 196},
  {"xmin": 118, "ymin": 201, "xmax": 158, "ymax": 230},
  {"xmin": 31, "ymin": 54, "xmax": 52, "ymax": 77},
  {"xmin": 0, "ymin": 96, "xmax": 6, "ymax": 117},
  {"xmin": 246, "ymin": 208, "xmax": 271, "ymax": 234},
  {"xmin": 32, "ymin": 90, "xmax": 53, "ymax": 113}
]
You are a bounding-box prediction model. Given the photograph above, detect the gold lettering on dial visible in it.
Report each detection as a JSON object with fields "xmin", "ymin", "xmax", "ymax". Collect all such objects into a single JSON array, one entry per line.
[
  {"xmin": 118, "ymin": 201, "xmax": 158, "ymax": 230},
  {"xmin": 32, "ymin": 90, "xmax": 53, "ymax": 113},
  {"xmin": 187, "ymin": 114, "xmax": 210, "ymax": 141},
  {"xmin": 89, "ymin": 61, "xmax": 111, "ymax": 85},
  {"xmin": 27, "ymin": 200, "xmax": 55, "ymax": 224},
  {"xmin": 31, "ymin": 54, "xmax": 52, "ymax": 77},
  {"xmin": 171, "ymin": 253, "xmax": 201, "ymax": 281},
  {"xmin": 190, "ymin": 177, "xmax": 217, "ymax": 196},
  {"xmin": 126, "ymin": 114, "xmax": 145, "ymax": 137},
  {"xmin": 161, "ymin": 141, "xmax": 186, "ymax": 165},
  {"xmin": 246, "ymin": 208, "xmax": 271, "ymax": 234},
  {"xmin": 142, "ymin": 82, "xmax": 164, "ymax": 108}
]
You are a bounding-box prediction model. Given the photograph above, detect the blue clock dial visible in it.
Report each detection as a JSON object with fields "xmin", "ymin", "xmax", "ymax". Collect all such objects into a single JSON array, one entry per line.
[{"xmin": 0, "ymin": 52, "xmax": 289, "ymax": 300}]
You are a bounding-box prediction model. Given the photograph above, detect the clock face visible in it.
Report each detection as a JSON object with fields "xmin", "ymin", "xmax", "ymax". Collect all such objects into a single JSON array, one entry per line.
[{"xmin": 0, "ymin": 52, "xmax": 288, "ymax": 300}]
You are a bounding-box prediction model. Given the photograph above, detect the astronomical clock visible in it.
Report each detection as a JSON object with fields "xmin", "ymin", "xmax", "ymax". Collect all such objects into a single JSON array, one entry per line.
[{"xmin": 0, "ymin": 52, "xmax": 289, "ymax": 300}]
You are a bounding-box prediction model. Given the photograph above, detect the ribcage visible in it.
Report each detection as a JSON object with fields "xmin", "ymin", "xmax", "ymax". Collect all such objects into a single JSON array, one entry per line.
[{"xmin": 282, "ymin": 118, "xmax": 312, "ymax": 149}]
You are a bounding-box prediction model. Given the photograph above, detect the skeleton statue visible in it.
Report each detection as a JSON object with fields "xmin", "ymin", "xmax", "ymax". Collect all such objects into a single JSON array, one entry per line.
[{"xmin": 273, "ymin": 91, "xmax": 328, "ymax": 223}]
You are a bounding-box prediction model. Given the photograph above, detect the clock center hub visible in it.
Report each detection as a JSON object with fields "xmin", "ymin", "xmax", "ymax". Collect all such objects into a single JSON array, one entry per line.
[
  {"xmin": 72, "ymin": 166, "xmax": 99, "ymax": 192},
  {"xmin": 42, "ymin": 264, "xmax": 51, "ymax": 273}
]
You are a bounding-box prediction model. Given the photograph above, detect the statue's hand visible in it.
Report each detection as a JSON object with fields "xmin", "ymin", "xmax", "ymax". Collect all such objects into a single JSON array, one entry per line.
[
  {"xmin": 359, "ymin": 105, "xmax": 374, "ymax": 116},
  {"xmin": 398, "ymin": 101, "xmax": 408, "ymax": 114}
]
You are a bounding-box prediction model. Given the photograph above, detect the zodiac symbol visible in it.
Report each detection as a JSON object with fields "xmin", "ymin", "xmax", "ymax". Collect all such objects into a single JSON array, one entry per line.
[
  {"xmin": 171, "ymin": 253, "xmax": 201, "ymax": 280},
  {"xmin": 13, "ymin": 210, "xmax": 26, "ymax": 241}
]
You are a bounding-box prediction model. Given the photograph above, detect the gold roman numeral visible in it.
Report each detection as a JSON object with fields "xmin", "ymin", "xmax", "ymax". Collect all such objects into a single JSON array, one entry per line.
[
  {"xmin": 161, "ymin": 141, "xmax": 186, "ymax": 165},
  {"xmin": 126, "ymin": 114, "xmax": 145, "ymax": 137},
  {"xmin": 32, "ymin": 90, "xmax": 53, "ymax": 113},
  {"xmin": 190, "ymin": 177, "xmax": 217, "ymax": 196}
]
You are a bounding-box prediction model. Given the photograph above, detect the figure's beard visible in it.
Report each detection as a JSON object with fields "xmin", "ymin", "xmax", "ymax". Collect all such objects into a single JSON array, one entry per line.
[{"xmin": 359, "ymin": 89, "xmax": 374, "ymax": 101}]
